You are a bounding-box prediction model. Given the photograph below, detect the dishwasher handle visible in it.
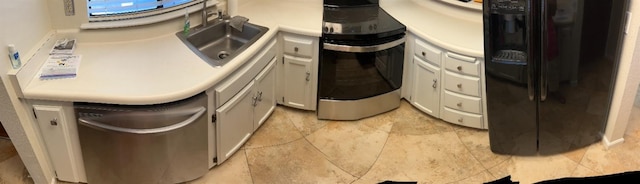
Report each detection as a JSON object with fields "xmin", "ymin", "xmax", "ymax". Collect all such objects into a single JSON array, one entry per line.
[{"xmin": 78, "ymin": 106, "xmax": 206, "ymax": 134}]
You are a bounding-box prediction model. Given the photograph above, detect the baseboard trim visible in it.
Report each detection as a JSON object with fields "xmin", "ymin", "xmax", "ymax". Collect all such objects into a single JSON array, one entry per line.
[{"xmin": 602, "ymin": 136, "xmax": 625, "ymax": 149}]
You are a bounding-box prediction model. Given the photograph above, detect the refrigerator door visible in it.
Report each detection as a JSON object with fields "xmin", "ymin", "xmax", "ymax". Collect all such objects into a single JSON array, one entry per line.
[
  {"xmin": 537, "ymin": 0, "xmax": 626, "ymax": 155},
  {"xmin": 484, "ymin": 0, "xmax": 538, "ymax": 155}
]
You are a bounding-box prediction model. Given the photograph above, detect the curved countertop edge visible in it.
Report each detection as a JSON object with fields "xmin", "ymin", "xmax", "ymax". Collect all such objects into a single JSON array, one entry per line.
[
  {"xmin": 21, "ymin": 0, "xmax": 485, "ymax": 105},
  {"xmin": 22, "ymin": 26, "xmax": 320, "ymax": 105},
  {"xmin": 407, "ymin": 25, "xmax": 484, "ymax": 58}
]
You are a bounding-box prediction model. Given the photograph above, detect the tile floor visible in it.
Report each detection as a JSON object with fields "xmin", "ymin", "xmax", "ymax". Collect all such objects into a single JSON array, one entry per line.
[{"xmin": 2, "ymin": 100, "xmax": 640, "ymax": 184}]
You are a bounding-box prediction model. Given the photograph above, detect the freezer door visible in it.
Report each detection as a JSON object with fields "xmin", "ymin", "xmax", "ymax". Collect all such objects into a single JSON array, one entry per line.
[{"xmin": 484, "ymin": 0, "xmax": 538, "ymax": 155}]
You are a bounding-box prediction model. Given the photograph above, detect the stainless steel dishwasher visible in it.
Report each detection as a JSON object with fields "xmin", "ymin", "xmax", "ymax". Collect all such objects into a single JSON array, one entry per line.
[{"xmin": 75, "ymin": 93, "xmax": 208, "ymax": 184}]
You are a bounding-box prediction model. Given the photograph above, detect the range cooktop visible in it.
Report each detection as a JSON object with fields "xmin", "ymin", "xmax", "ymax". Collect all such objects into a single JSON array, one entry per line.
[{"xmin": 322, "ymin": 6, "xmax": 406, "ymax": 41}]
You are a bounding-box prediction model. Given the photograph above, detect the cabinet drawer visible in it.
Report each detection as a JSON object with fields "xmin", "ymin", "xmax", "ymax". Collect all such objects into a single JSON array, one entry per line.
[
  {"xmin": 444, "ymin": 71, "xmax": 480, "ymax": 97},
  {"xmin": 414, "ymin": 39, "xmax": 442, "ymax": 66},
  {"xmin": 443, "ymin": 90, "xmax": 482, "ymax": 114},
  {"xmin": 283, "ymin": 34, "xmax": 314, "ymax": 57},
  {"xmin": 441, "ymin": 107, "xmax": 483, "ymax": 129},
  {"xmin": 445, "ymin": 52, "xmax": 479, "ymax": 76}
]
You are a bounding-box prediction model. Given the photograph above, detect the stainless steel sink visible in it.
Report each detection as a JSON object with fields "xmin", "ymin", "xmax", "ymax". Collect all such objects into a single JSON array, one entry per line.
[{"xmin": 177, "ymin": 19, "xmax": 269, "ymax": 67}]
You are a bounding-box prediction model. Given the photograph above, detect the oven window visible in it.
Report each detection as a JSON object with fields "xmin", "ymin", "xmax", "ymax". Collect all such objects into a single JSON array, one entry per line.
[{"xmin": 319, "ymin": 44, "xmax": 404, "ymax": 100}]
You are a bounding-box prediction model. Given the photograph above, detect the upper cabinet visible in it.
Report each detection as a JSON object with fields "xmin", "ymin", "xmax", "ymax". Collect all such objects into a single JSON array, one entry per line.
[{"xmin": 277, "ymin": 32, "xmax": 319, "ymax": 111}]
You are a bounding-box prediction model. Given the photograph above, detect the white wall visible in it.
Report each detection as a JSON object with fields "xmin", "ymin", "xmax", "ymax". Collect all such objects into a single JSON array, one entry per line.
[
  {"xmin": 0, "ymin": 0, "xmax": 55, "ymax": 183},
  {"xmin": 604, "ymin": 0, "xmax": 640, "ymax": 147}
]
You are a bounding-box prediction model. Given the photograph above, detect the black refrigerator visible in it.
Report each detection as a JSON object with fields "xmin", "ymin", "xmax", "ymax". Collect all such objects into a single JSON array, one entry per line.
[{"xmin": 483, "ymin": 0, "xmax": 629, "ymax": 155}]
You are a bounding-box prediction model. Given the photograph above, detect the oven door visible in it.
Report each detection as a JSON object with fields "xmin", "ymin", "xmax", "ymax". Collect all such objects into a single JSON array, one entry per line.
[{"xmin": 319, "ymin": 36, "xmax": 405, "ymax": 101}]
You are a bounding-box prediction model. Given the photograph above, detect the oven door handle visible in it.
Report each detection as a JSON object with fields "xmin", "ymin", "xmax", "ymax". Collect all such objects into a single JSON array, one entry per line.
[{"xmin": 323, "ymin": 36, "xmax": 406, "ymax": 53}]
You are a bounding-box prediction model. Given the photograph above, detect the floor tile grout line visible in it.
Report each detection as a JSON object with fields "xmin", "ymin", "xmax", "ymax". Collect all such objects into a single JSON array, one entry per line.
[
  {"xmin": 242, "ymin": 149, "xmax": 256, "ymax": 184},
  {"xmin": 350, "ymin": 124, "xmax": 393, "ymax": 184},
  {"xmin": 451, "ymin": 125, "xmax": 495, "ymax": 172},
  {"xmin": 300, "ymin": 126, "xmax": 361, "ymax": 181},
  {"xmin": 242, "ymin": 136, "xmax": 306, "ymax": 150}
]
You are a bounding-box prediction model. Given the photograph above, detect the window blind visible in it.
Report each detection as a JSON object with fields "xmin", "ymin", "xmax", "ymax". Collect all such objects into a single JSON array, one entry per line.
[{"xmin": 88, "ymin": 0, "xmax": 194, "ymax": 17}]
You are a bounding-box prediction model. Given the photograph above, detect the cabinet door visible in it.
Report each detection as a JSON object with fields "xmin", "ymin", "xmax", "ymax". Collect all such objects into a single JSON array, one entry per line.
[
  {"xmin": 216, "ymin": 81, "xmax": 255, "ymax": 164},
  {"xmin": 33, "ymin": 105, "xmax": 82, "ymax": 182},
  {"xmin": 253, "ymin": 58, "xmax": 276, "ymax": 131},
  {"xmin": 283, "ymin": 55, "xmax": 312, "ymax": 110},
  {"xmin": 411, "ymin": 56, "xmax": 441, "ymax": 117}
]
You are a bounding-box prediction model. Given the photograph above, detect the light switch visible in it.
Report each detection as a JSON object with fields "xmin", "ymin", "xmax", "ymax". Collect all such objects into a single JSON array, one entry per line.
[{"xmin": 64, "ymin": 0, "xmax": 75, "ymax": 16}]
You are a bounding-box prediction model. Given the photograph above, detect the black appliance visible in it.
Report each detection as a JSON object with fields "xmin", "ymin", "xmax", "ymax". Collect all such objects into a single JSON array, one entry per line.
[
  {"xmin": 484, "ymin": 0, "xmax": 629, "ymax": 155},
  {"xmin": 319, "ymin": 0, "xmax": 406, "ymax": 120}
]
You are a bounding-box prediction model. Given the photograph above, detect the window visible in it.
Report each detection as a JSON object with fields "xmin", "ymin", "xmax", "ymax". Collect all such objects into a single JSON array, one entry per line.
[{"xmin": 87, "ymin": 0, "xmax": 196, "ymax": 20}]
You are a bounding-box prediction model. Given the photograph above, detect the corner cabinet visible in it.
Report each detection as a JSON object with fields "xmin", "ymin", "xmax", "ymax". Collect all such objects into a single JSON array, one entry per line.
[
  {"xmin": 211, "ymin": 39, "xmax": 277, "ymax": 164},
  {"xmin": 277, "ymin": 32, "xmax": 319, "ymax": 111},
  {"xmin": 405, "ymin": 33, "xmax": 487, "ymax": 129}
]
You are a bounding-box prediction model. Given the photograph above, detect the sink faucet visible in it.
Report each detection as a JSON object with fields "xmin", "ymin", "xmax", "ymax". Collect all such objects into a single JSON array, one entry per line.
[{"xmin": 201, "ymin": 0, "xmax": 215, "ymax": 27}]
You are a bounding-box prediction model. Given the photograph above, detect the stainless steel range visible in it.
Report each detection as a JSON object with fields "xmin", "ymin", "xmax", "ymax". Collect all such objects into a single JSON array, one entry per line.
[{"xmin": 318, "ymin": 0, "xmax": 406, "ymax": 120}]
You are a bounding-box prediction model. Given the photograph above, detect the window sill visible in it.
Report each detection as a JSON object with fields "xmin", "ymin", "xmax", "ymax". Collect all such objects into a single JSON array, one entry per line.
[{"xmin": 80, "ymin": 0, "xmax": 218, "ymax": 30}]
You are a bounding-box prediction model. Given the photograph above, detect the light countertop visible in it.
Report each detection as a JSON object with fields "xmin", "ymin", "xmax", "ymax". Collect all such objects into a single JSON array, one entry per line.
[{"xmin": 19, "ymin": 0, "xmax": 482, "ymax": 105}]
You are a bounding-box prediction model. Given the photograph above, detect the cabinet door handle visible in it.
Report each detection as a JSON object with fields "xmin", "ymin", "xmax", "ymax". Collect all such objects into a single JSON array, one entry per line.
[
  {"xmin": 432, "ymin": 79, "xmax": 437, "ymax": 88},
  {"xmin": 456, "ymin": 102, "xmax": 462, "ymax": 107},
  {"xmin": 50, "ymin": 118, "xmax": 58, "ymax": 126},
  {"xmin": 257, "ymin": 91, "xmax": 263, "ymax": 102},
  {"xmin": 457, "ymin": 66, "xmax": 462, "ymax": 71},
  {"xmin": 458, "ymin": 118, "xmax": 463, "ymax": 123},
  {"xmin": 294, "ymin": 47, "xmax": 299, "ymax": 52},
  {"xmin": 457, "ymin": 84, "xmax": 462, "ymax": 88},
  {"xmin": 421, "ymin": 51, "xmax": 426, "ymax": 57},
  {"xmin": 306, "ymin": 72, "xmax": 310, "ymax": 81}
]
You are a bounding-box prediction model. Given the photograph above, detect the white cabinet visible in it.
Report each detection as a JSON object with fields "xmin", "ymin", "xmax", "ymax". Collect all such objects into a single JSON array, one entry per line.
[
  {"xmin": 30, "ymin": 102, "xmax": 86, "ymax": 183},
  {"xmin": 216, "ymin": 81, "xmax": 255, "ymax": 164},
  {"xmin": 278, "ymin": 33, "xmax": 318, "ymax": 111},
  {"xmin": 213, "ymin": 39, "xmax": 277, "ymax": 164},
  {"xmin": 283, "ymin": 55, "xmax": 312, "ymax": 109},
  {"xmin": 411, "ymin": 56, "xmax": 441, "ymax": 117},
  {"xmin": 405, "ymin": 33, "xmax": 487, "ymax": 129},
  {"xmin": 410, "ymin": 38, "xmax": 443, "ymax": 118},
  {"xmin": 253, "ymin": 60, "xmax": 277, "ymax": 131},
  {"xmin": 441, "ymin": 52, "xmax": 485, "ymax": 129}
]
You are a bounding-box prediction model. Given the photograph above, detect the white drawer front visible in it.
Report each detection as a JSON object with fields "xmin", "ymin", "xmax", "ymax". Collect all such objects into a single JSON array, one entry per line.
[
  {"xmin": 283, "ymin": 35, "xmax": 313, "ymax": 57},
  {"xmin": 441, "ymin": 107, "xmax": 484, "ymax": 129},
  {"xmin": 445, "ymin": 52, "xmax": 479, "ymax": 76},
  {"xmin": 443, "ymin": 90, "xmax": 482, "ymax": 114},
  {"xmin": 444, "ymin": 71, "xmax": 480, "ymax": 97},
  {"xmin": 414, "ymin": 39, "xmax": 441, "ymax": 66}
]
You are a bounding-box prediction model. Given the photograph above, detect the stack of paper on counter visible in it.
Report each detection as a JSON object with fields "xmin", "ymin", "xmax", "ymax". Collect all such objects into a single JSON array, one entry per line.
[
  {"xmin": 39, "ymin": 55, "xmax": 81, "ymax": 80},
  {"xmin": 50, "ymin": 39, "xmax": 76, "ymax": 55}
]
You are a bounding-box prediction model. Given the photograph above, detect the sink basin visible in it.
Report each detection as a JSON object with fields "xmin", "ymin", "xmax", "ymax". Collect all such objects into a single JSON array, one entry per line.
[{"xmin": 177, "ymin": 19, "xmax": 269, "ymax": 67}]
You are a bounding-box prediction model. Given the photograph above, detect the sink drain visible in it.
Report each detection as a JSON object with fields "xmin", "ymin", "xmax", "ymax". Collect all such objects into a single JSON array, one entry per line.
[{"xmin": 218, "ymin": 51, "xmax": 230, "ymax": 59}]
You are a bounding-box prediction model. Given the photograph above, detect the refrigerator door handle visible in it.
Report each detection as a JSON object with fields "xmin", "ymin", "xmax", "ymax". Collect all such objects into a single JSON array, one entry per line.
[{"xmin": 539, "ymin": 0, "xmax": 548, "ymax": 102}]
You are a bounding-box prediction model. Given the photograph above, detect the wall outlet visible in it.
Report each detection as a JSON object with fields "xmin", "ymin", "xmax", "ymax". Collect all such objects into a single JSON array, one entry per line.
[{"xmin": 64, "ymin": 0, "xmax": 75, "ymax": 16}]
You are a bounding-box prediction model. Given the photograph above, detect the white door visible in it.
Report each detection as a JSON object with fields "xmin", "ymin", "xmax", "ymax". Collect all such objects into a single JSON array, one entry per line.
[
  {"xmin": 253, "ymin": 59, "xmax": 276, "ymax": 131},
  {"xmin": 283, "ymin": 55, "xmax": 312, "ymax": 110},
  {"xmin": 411, "ymin": 56, "xmax": 441, "ymax": 117},
  {"xmin": 216, "ymin": 81, "xmax": 255, "ymax": 164}
]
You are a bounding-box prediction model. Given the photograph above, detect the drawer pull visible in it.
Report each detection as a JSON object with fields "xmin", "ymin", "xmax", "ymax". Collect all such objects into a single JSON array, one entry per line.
[
  {"xmin": 458, "ymin": 118, "xmax": 463, "ymax": 123},
  {"xmin": 294, "ymin": 47, "xmax": 299, "ymax": 52},
  {"xmin": 50, "ymin": 118, "xmax": 58, "ymax": 126},
  {"xmin": 456, "ymin": 102, "xmax": 462, "ymax": 107},
  {"xmin": 422, "ymin": 51, "xmax": 426, "ymax": 57},
  {"xmin": 457, "ymin": 84, "xmax": 462, "ymax": 88},
  {"xmin": 306, "ymin": 72, "xmax": 310, "ymax": 81},
  {"xmin": 457, "ymin": 66, "xmax": 462, "ymax": 71},
  {"xmin": 432, "ymin": 79, "xmax": 437, "ymax": 88}
]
